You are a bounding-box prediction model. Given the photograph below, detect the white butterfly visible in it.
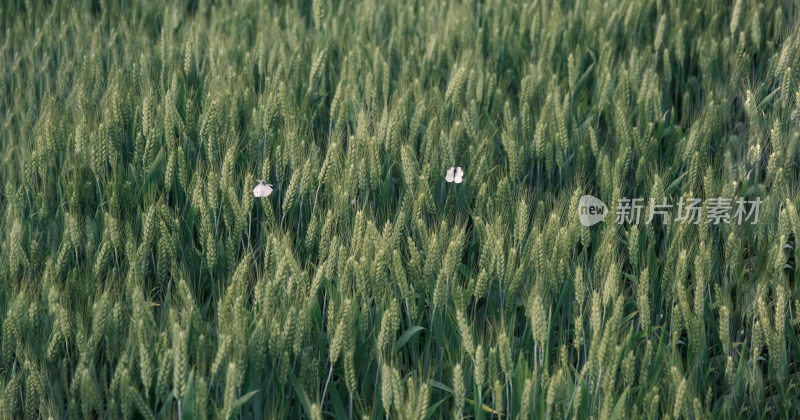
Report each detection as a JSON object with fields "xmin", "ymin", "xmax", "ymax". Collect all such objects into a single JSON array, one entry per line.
[
  {"xmin": 252, "ymin": 180, "xmax": 273, "ymax": 197},
  {"xmin": 445, "ymin": 167, "xmax": 464, "ymax": 183}
]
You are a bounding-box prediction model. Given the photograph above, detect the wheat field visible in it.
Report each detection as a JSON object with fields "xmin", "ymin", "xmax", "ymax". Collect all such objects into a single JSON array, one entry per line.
[{"xmin": 1, "ymin": 0, "xmax": 800, "ymax": 418}]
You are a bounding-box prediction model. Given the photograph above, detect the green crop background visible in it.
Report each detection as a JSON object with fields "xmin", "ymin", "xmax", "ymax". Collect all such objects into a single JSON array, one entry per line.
[{"xmin": 1, "ymin": 0, "xmax": 800, "ymax": 418}]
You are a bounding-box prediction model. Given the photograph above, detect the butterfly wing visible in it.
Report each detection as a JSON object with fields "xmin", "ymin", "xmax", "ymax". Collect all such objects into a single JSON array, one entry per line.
[
  {"xmin": 252, "ymin": 184, "xmax": 264, "ymax": 197},
  {"xmin": 253, "ymin": 183, "xmax": 273, "ymax": 197},
  {"xmin": 445, "ymin": 167, "xmax": 455, "ymax": 183},
  {"xmin": 454, "ymin": 167, "xmax": 464, "ymax": 183}
]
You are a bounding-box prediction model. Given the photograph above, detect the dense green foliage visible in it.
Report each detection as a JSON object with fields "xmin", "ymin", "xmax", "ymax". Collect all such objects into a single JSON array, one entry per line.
[{"xmin": 2, "ymin": 0, "xmax": 800, "ymax": 418}]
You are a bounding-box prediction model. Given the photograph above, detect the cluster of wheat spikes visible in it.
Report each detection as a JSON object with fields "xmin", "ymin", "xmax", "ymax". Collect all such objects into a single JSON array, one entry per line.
[{"xmin": 1, "ymin": 0, "xmax": 800, "ymax": 418}]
